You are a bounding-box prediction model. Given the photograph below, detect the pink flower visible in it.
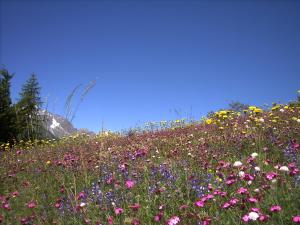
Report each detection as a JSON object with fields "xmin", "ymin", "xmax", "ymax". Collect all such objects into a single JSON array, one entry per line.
[
  {"xmin": 248, "ymin": 197, "xmax": 258, "ymax": 203},
  {"xmin": 259, "ymin": 214, "xmax": 269, "ymax": 222},
  {"xmin": 222, "ymin": 202, "xmax": 231, "ymax": 209},
  {"xmin": 77, "ymin": 192, "xmax": 85, "ymax": 200},
  {"xmin": 195, "ymin": 200, "xmax": 205, "ymax": 207},
  {"xmin": 266, "ymin": 172, "xmax": 277, "ymax": 180},
  {"xmin": 203, "ymin": 218, "xmax": 211, "ymax": 225},
  {"xmin": 27, "ymin": 201, "xmax": 37, "ymax": 209},
  {"xmin": 226, "ymin": 179, "xmax": 236, "ymax": 185},
  {"xmin": 2, "ymin": 202, "xmax": 10, "ymax": 210},
  {"xmin": 237, "ymin": 187, "xmax": 248, "ymax": 195},
  {"xmin": 251, "ymin": 208, "xmax": 260, "ymax": 213},
  {"xmin": 293, "ymin": 215, "xmax": 300, "ymax": 223},
  {"xmin": 270, "ymin": 205, "xmax": 281, "ymax": 212},
  {"xmin": 242, "ymin": 174, "xmax": 254, "ymax": 181},
  {"xmin": 167, "ymin": 216, "xmax": 180, "ymax": 225},
  {"xmin": 108, "ymin": 216, "xmax": 113, "ymax": 225},
  {"xmin": 10, "ymin": 191, "xmax": 19, "ymax": 198},
  {"xmin": 115, "ymin": 207, "xmax": 123, "ymax": 215},
  {"xmin": 154, "ymin": 215, "xmax": 162, "ymax": 222},
  {"xmin": 129, "ymin": 203, "xmax": 141, "ymax": 211},
  {"xmin": 242, "ymin": 214, "xmax": 250, "ymax": 222},
  {"xmin": 229, "ymin": 198, "xmax": 239, "ymax": 205},
  {"xmin": 125, "ymin": 180, "xmax": 135, "ymax": 189},
  {"xmin": 291, "ymin": 168, "xmax": 299, "ymax": 176}
]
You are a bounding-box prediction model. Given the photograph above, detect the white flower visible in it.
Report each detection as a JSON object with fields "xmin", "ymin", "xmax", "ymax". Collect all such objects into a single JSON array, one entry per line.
[
  {"xmin": 297, "ymin": 119, "xmax": 300, "ymax": 123},
  {"xmin": 254, "ymin": 188, "xmax": 260, "ymax": 193},
  {"xmin": 238, "ymin": 171, "xmax": 245, "ymax": 177},
  {"xmin": 254, "ymin": 166, "xmax": 261, "ymax": 171},
  {"xmin": 233, "ymin": 161, "xmax": 243, "ymax": 167},
  {"xmin": 279, "ymin": 166, "xmax": 289, "ymax": 172},
  {"xmin": 279, "ymin": 109, "xmax": 284, "ymax": 112},
  {"xmin": 259, "ymin": 118, "xmax": 265, "ymax": 122},
  {"xmin": 271, "ymin": 179, "xmax": 277, "ymax": 183},
  {"xmin": 80, "ymin": 202, "xmax": 86, "ymax": 207},
  {"xmin": 251, "ymin": 152, "xmax": 258, "ymax": 158},
  {"xmin": 248, "ymin": 211, "xmax": 259, "ymax": 221},
  {"xmin": 248, "ymin": 181, "xmax": 252, "ymax": 185}
]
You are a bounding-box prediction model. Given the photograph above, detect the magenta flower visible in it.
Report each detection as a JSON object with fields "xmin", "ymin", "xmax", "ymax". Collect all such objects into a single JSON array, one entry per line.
[
  {"xmin": 27, "ymin": 201, "xmax": 37, "ymax": 209},
  {"xmin": 77, "ymin": 192, "xmax": 85, "ymax": 200},
  {"xmin": 154, "ymin": 215, "xmax": 162, "ymax": 222},
  {"xmin": 242, "ymin": 173, "xmax": 254, "ymax": 181},
  {"xmin": 242, "ymin": 214, "xmax": 250, "ymax": 222},
  {"xmin": 248, "ymin": 197, "xmax": 258, "ymax": 203},
  {"xmin": 251, "ymin": 208, "xmax": 260, "ymax": 213},
  {"xmin": 270, "ymin": 205, "xmax": 282, "ymax": 212},
  {"xmin": 125, "ymin": 180, "xmax": 135, "ymax": 189},
  {"xmin": 167, "ymin": 216, "xmax": 180, "ymax": 225},
  {"xmin": 222, "ymin": 202, "xmax": 231, "ymax": 209},
  {"xmin": 129, "ymin": 203, "xmax": 141, "ymax": 211},
  {"xmin": 266, "ymin": 172, "xmax": 277, "ymax": 180},
  {"xmin": 226, "ymin": 179, "xmax": 236, "ymax": 185},
  {"xmin": 2, "ymin": 202, "xmax": 10, "ymax": 210},
  {"xmin": 108, "ymin": 216, "xmax": 113, "ymax": 225},
  {"xmin": 293, "ymin": 215, "xmax": 300, "ymax": 223},
  {"xmin": 259, "ymin": 214, "xmax": 269, "ymax": 222},
  {"xmin": 229, "ymin": 198, "xmax": 239, "ymax": 205},
  {"xmin": 237, "ymin": 187, "xmax": 248, "ymax": 195},
  {"xmin": 195, "ymin": 200, "xmax": 205, "ymax": 207},
  {"xmin": 115, "ymin": 207, "xmax": 123, "ymax": 215}
]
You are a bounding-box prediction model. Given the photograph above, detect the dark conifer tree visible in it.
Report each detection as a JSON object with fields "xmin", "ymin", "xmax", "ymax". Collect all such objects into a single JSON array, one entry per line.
[
  {"xmin": 16, "ymin": 74, "xmax": 43, "ymax": 140},
  {"xmin": 0, "ymin": 68, "xmax": 16, "ymax": 143}
]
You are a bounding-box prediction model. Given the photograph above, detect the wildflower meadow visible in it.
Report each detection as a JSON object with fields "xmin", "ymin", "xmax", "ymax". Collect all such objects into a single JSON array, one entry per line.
[{"xmin": 1, "ymin": 102, "xmax": 300, "ymax": 225}]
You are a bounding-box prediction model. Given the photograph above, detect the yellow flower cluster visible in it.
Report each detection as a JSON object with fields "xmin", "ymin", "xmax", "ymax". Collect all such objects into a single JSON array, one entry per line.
[{"xmin": 248, "ymin": 106, "xmax": 263, "ymax": 113}]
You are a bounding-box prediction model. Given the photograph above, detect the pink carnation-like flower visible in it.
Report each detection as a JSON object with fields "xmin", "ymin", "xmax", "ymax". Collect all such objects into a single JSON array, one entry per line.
[
  {"xmin": 125, "ymin": 180, "xmax": 135, "ymax": 189},
  {"xmin": 108, "ymin": 216, "xmax": 113, "ymax": 225},
  {"xmin": 222, "ymin": 202, "xmax": 231, "ymax": 209},
  {"xmin": 266, "ymin": 172, "xmax": 277, "ymax": 180},
  {"xmin": 248, "ymin": 197, "xmax": 258, "ymax": 203},
  {"xmin": 2, "ymin": 202, "xmax": 10, "ymax": 210},
  {"xmin": 167, "ymin": 216, "xmax": 180, "ymax": 225},
  {"xmin": 259, "ymin": 214, "xmax": 269, "ymax": 222},
  {"xmin": 293, "ymin": 215, "xmax": 300, "ymax": 223},
  {"xmin": 195, "ymin": 200, "xmax": 205, "ymax": 207},
  {"xmin": 226, "ymin": 179, "xmax": 236, "ymax": 185},
  {"xmin": 115, "ymin": 207, "xmax": 123, "ymax": 215},
  {"xmin": 229, "ymin": 198, "xmax": 239, "ymax": 205},
  {"xmin": 242, "ymin": 214, "xmax": 250, "ymax": 222},
  {"xmin": 27, "ymin": 201, "xmax": 37, "ymax": 209},
  {"xmin": 270, "ymin": 205, "xmax": 282, "ymax": 212},
  {"xmin": 237, "ymin": 187, "xmax": 248, "ymax": 194}
]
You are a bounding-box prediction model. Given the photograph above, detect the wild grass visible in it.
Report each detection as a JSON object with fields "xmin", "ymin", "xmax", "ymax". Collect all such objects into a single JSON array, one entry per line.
[{"xmin": 1, "ymin": 104, "xmax": 300, "ymax": 224}]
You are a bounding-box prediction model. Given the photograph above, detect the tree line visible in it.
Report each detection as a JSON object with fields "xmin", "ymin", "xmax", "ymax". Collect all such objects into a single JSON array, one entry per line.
[{"xmin": 0, "ymin": 67, "xmax": 44, "ymax": 143}]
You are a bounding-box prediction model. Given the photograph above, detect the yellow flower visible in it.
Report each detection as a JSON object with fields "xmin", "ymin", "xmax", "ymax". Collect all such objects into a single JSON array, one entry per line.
[
  {"xmin": 297, "ymin": 90, "xmax": 300, "ymax": 93},
  {"xmin": 206, "ymin": 119, "xmax": 213, "ymax": 125},
  {"xmin": 46, "ymin": 161, "xmax": 51, "ymax": 165},
  {"xmin": 248, "ymin": 106, "xmax": 256, "ymax": 111},
  {"xmin": 253, "ymin": 108, "xmax": 263, "ymax": 113}
]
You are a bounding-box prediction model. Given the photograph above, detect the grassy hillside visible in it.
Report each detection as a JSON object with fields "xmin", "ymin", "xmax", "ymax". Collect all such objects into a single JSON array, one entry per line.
[{"xmin": 1, "ymin": 104, "xmax": 300, "ymax": 225}]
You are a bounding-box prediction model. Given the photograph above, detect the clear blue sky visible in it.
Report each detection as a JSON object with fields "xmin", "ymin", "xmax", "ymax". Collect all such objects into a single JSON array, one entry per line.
[{"xmin": 1, "ymin": 0, "xmax": 300, "ymax": 132}]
